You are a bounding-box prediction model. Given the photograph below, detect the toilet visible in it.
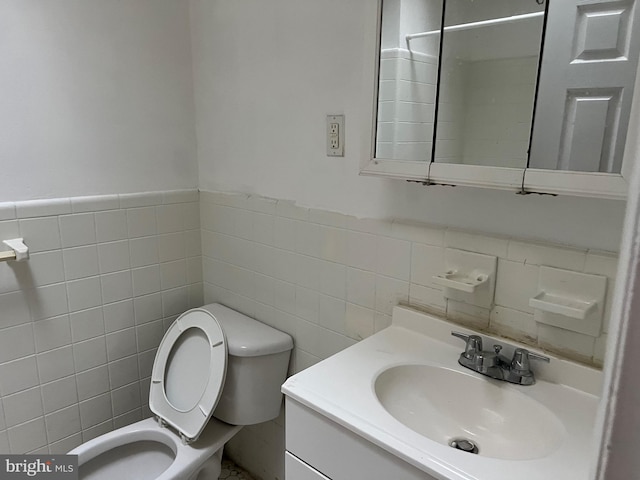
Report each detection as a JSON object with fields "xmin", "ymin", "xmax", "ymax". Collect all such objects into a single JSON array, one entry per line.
[{"xmin": 69, "ymin": 303, "xmax": 293, "ymax": 480}]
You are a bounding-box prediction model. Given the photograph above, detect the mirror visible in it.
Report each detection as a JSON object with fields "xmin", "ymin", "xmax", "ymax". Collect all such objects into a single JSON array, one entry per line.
[
  {"xmin": 434, "ymin": 0, "xmax": 545, "ymax": 168},
  {"xmin": 369, "ymin": 0, "xmax": 640, "ymax": 198},
  {"xmin": 529, "ymin": 0, "xmax": 640, "ymax": 174},
  {"xmin": 375, "ymin": 0, "xmax": 443, "ymax": 162},
  {"xmin": 374, "ymin": 0, "xmax": 546, "ymax": 167}
]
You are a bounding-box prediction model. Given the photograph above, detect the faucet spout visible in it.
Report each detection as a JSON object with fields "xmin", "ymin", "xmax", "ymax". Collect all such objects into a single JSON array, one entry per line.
[{"xmin": 451, "ymin": 332, "xmax": 550, "ymax": 385}]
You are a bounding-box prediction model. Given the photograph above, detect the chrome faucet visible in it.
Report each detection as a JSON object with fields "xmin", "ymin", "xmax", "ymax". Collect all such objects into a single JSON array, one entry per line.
[{"xmin": 451, "ymin": 331, "xmax": 550, "ymax": 385}]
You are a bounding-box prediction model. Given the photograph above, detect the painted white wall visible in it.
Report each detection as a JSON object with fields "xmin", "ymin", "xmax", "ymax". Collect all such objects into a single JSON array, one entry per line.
[
  {"xmin": 0, "ymin": 0, "xmax": 198, "ymax": 202},
  {"xmin": 190, "ymin": 0, "xmax": 625, "ymax": 252}
]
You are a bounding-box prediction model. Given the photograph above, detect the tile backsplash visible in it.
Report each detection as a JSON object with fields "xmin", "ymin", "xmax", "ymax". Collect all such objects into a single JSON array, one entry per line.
[
  {"xmin": 201, "ymin": 190, "xmax": 616, "ymax": 369},
  {"xmin": 0, "ymin": 190, "xmax": 202, "ymax": 454},
  {"xmin": 201, "ymin": 189, "xmax": 617, "ymax": 480}
]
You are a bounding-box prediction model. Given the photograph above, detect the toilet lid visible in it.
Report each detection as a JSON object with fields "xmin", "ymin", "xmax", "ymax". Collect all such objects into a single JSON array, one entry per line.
[{"xmin": 149, "ymin": 308, "xmax": 227, "ymax": 442}]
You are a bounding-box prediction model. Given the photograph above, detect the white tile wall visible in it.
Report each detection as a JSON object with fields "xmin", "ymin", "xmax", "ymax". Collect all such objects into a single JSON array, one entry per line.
[
  {"xmin": 0, "ymin": 190, "xmax": 201, "ymax": 454},
  {"xmin": 201, "ymin": 190, "xmax": 617, "ymax": 369},
  {"xmin": 0, "ymin": 187, "xmax": 619, "ymax": 462},
  {"xmin": 204, "ymin": 189, "xmax": 618, "ymax": 480}
]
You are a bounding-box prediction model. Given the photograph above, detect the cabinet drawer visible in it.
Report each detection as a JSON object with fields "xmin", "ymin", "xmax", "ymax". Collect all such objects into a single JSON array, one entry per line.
[
  {"xmin": 285, "ymin": 398, "xmax": 435, "ymax": 480},
  {"xmin": 285, "ymin": 452, "xmax": 331, "ymax": 480}
]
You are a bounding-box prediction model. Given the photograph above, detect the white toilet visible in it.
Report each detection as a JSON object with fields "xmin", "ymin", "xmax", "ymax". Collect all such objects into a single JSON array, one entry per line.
[{"xmin": 69, "ymin": 303, "xmax": 293, "ymax": 480}]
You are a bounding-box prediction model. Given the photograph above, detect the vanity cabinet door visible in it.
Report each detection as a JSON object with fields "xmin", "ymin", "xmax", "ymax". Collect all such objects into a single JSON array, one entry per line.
[
  {"xmin": 529, "ymin": 0, "xmax": 640, "ymax": 173},
  {"xmin": 285, "ymin": 452, "xmax": 332, "ymax": 480},
  {"xmin": 285, "ymin": 398, "xmax": 435, "ymax": 480}
]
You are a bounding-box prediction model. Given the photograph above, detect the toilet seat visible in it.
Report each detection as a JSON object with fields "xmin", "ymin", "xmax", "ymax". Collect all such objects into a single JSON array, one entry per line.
[{"xmin": 149, "ymin": 308, "xmax": 228, "ymax": 442}]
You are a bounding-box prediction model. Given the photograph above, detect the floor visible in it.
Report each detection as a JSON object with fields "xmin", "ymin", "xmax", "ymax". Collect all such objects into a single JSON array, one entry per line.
[{"xmin": 219, "ymin": 458, "xmax": 255, "ymax": 480}]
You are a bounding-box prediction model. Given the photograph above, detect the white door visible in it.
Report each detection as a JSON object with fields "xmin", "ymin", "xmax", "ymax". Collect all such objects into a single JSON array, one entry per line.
[{"xmin": 529, "ymin": 0, "xmax": 640, "ymax": 173}]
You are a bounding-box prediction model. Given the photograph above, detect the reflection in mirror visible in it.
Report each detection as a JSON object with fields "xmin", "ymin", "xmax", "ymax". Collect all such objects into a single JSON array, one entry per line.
[
  {"xmin": 434, "ymin": 0, "xmax": 545, "ymax": 168},
  {"xmin": 529, "ymin": 0, "xmax": 640, "ymax": 174},
  {"xmin": 375, "ymin": 0, "xmax": 443, "ymax": 162}
]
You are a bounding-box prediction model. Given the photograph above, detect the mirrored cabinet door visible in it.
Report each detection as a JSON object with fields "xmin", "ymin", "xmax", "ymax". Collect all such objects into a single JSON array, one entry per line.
[
  {"xmin": 435, "ymin": 0, "xmax": 545, "ymax": 168},
  {"xmin": 364, "ymin": 0, "xmax": 639, "ymax": 198},
  {"xmin": 529, "ymin": 0, "xmax": 640, "ymax": 174},
  {"xmin": 375, "ymin": 0, "xmax": 443, "ymax": 163}
]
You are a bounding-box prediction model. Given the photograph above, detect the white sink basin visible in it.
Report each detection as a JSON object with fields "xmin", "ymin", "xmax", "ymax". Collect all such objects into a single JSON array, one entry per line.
[
  {"xmin": 374, "ymin": 364, "xmax": 566, "ymax": 460},
  {"xmin": 283, "ymin": 306, "xmax": 601, "ymax": 480}
]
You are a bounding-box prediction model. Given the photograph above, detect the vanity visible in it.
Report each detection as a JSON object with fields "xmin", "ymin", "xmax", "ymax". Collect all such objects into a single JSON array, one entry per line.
[{"xmin": 282, "ymin": 306, "xmax": 602, "ymax": 480}]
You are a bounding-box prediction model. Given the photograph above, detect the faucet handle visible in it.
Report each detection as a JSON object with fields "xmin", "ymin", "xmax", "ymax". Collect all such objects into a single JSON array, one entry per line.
[
  {"xmin": 510, "ymin": 348, "xmax": 550, "ymax": 374},
  {"xmin": 451, "ymin": 332, "xmax": 483, "ymax": 359}
]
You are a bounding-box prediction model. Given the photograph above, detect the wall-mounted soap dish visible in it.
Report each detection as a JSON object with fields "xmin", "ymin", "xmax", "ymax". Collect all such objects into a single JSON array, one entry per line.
[
  {"xmin": 432, "ymin": 249, "xmax": 497, "ymax": 309},
  {"xmin": 529, "ymin": 266, "xmax": 607, "ymax": 336},
  {"xmin": 529, "ymin": 291, "xmax": 597, "ymax": 320},
  {"xmin": 432, "ymin": 270, "xmax": 488, "ymax": 293}
]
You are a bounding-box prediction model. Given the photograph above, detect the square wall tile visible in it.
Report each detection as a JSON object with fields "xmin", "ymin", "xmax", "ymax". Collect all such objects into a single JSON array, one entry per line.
[
  {"xmin": 346, "ymin": 231, "xmax": 377, "ymax": 272},
  {"xmin": 0, "ymin": 291, "xmax": 31, "ymax": 328},
  {"xmin": 103, "ymin": 299, "xmax": 134, "ymax": 333},
  {"xmin": 111, "ymin": 383, "xmax": 141, "ymax": 416},
  {"xmin": 63, "ymin": 246, "xmax": 100, "ymax": 280},
  {"xmin": 70, "ymin": 307, "xmax": 105, "ymax": 342},
  {"xmin": 157, "ymin": 204, "xmax": 184, "ymax": 234},
  {"xmin": 0, "ymin": 356, "xmax": 40, "ymax": 396},
  {"xmin": 0, "ymin": 323, "xmax": 35, "ymax": 363},
  {"xmin": 28, "ymin": 284, "xmax": 69, "ymax": 321},
  {"xmin": 106, "ymin": 328, "xmax": 137, "ymax": 362},
  {"xmin": 126, "ymin": 207, "xmax": 157, "ymax": 238},
  {"xmin": 37, "ymin": 346, "xmax": 75, "ymax": 383},
  {"xmin": 494, "ymin": 259, "xmax": 539, "ymax": 314},
  {"xmin": 129, "ymin": 237, "xmax": 159, "ymax": 268},
  {"xmin": 162, "ymin": 288, "xmax": 188, "ymax": 318},
  {"xmin": 67, "ymin": 277, "xmax": 102, "ymax": 312},
  {"xmin": 136, "ymin": 320, "xmax": 164, "ymax": 352},
  {"xmin": 108, "ymin": 355, "xmax": 139, "ymax": 389},
  {"xmin": 98, "ymin": 241, "xmax": 131, "ymax": 274},
  {"xmin": 376, "ymin": 236, "xmax": 411, "ymax": 281},
  {"xmin": 101, "ymin": 271, "xmax": 133, "ymax": 304},
  {"xmin": 18, "ymin": 217, "xmax": 61, "ymax": 252},
  {"xmin": 76, "ymin": 365, "xmax": 110, "ymax": 401},
  {"xmin": 133, "ymin": 293, "xmax": 162, "ymax": 325},
  {"xmin": 41, "ymin": 376, "xmax": 78, "ymax": 414},
  {"xmin": 95, "ymin": 210, "xmax": 128, "ymax": 243},
  {"xmin": 3, "ymin": 387, "xmax": 43, "ymax": 428},
  {"xmin": 346, "ymin": 268, "xmax": 376, "ymax": 309},
  {"xmin": 158, "ymin": 233, "xmax": 185, "ymax": 263},
  {"xmin": 45, "ymin": 405, "xmax": 81, "ymax": 443},
  {"xmin": 79, "ymin": 394, "xmax": 112, "ymax": 429},
  {"xmin": 132, "ymin": 266, "xmax": 161, "ymax": 297},
  {"xmin": 33, "ymin": 315, "xmax": 71, "ymax": 353},
  {"xmin": 8, "ymin": 418, "xmax": 47, "ymax": 454},
  {"xmin": 73, "ymin": 337, "xmax": 107, "ymax": 373},
  {"xmin": 59, "ymin": 213, "xmax": 96, "ymax": 248}
]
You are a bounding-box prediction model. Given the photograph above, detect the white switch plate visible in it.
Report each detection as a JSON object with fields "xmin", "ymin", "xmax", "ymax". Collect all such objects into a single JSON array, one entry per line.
[{"xmin": 327, "ymin": 115, "xmax": 344, "ymax": 157}]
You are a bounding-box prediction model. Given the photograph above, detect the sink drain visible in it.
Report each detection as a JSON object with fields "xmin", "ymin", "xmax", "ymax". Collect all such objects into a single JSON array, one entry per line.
[{"xmin": 449, "ymin": 438, "xmax": 479, "ymax": 454}]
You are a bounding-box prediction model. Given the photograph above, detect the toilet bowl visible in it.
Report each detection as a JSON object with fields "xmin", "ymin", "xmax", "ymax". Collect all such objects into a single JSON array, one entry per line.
[{"xmin": 70, "ymin": 303, "xmax": 293, "ymax": 480}]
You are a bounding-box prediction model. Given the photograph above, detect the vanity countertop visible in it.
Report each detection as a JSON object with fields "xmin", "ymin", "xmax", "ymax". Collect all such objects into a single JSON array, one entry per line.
[{"xmin": 282, "ymin": 306, "xmax": 602, "ymax": 480}]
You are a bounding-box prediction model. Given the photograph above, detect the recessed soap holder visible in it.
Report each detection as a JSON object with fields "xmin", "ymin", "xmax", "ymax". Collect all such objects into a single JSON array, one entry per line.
[
  {"xmin": 529, "ymin": 266, "xmax": 607, "ymax": 337},
  {"xmin": 432, "ymin": 270, "xmax": 489, "ymax": 293},
  {"xmin": 529, "ymin": 291, "xmax": 597, "ymax": 320},
  {"xmin": 432, "ymin": 249, "xmax": 497, "ymax": 309}
]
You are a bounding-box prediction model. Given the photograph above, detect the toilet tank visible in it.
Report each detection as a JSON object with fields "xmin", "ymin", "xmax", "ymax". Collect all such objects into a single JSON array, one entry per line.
[{"xmin": 200, "ymin": 303, "xmax": 293, "ymax": 425}]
